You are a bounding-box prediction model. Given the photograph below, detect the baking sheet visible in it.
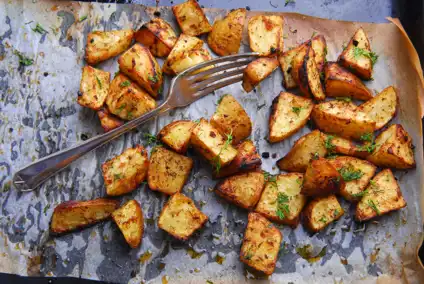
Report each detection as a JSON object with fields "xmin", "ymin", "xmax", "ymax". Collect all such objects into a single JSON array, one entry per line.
[{"xmin": 0, "ymin": 1, "xmax": 423, "ymax": 283}]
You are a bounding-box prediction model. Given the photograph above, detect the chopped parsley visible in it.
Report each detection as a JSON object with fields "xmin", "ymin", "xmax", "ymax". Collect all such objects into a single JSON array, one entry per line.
[
  {"xmin": 335, "ymin": 97, "xmax": 352, "ymax": 102},
  {"xmin": 114, "ymin": 71, "xmax": 120, "ymax": 77},
  {"xmin": 114, "ymin": 173, "xmax": 122, "ymax": 180},
  {"xmin": 217, "ymin": 94, "xmax": 229, "ymax": 105},
  {"xmin": 116, "ymin": 103, "xmax": 127, "ymax": 114},
  {"xmin": 292, "ymin": 106, "xmax": 303, "ymax": 115},
  {"xmin": 79, "ymin": 15, "xmax": 88, "ymax": 22},
  {"xmin": 14, "ymin": 50, "xmax": 33, "ymax": 66},
  {"xmin": 263, "ymin": 171, "xmax": 277, "ymax": 187},
  {"xmin": 351, "ymin": 189, "xmax": 368, "ymax": 198},
  {"xmin": 319, "ymin": 216, "xmax": 327, "ymax": 223},
  {"xmin": 367, "ymin": 199, "xmax": 381, "ymax": 215},
  {"xmin": 311, "ymin": 31, "xmax": 317, "ymax": 38},
  {"xmin": 358, "ymin": 132, "xmax": 376, "ymax": 153},
  {"xmin": 325, "ymin": 135, "xmax": 336, "ymax": 154},
  {"xmin": 353, "ymin": 46, "xmax": 378, "ymax": 66},
  {"xmin": 312, "ymin": 152, "xmax": 320, "ymax": 160},
  {"xmin": 120, "ymin": 80, "xmax": 131, "ymax": 87},
  {"xmin": 95, "ymin": 76, "xmax": 102, "ymax": 89},
  {"xmin": 285, "ymin": 0, "xmax": 296, "ymax": 6},
  {"xmin": 360, "ymin": 133, "xmax": 373, "ymax": 142},
  {"xmin": 148, "ymin": 74, "xmax": 158, "ymax": 83},
  {"xmin": 334, "ymin": 209, "xmax": 340, "ymax": 217},
  {"xmin": 32, "ymin": 23, "xmax": 48, "ymax": 34},
  {"xmin": 212, "ymin": 131, "xmax": 233, "ymax": 174},
  {"xmin": 143, "ymin": 133, "xmax": 158, "ymax": 145},
  {"xmin": 276, "ymin": 192, "xmax": 290, "ymax": 220},
  {"xmin": 193, "ymin": 119, "xmax": 200, "ymax": 124},
  {"xmin": 338, "ymin": 166, "xmax": 364, "ymax": 182}
]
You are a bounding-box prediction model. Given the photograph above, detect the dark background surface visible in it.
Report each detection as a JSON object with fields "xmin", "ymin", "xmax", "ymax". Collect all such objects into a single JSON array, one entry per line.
[{"xmin": 2, "ymin": 0, "xmax": 423, "ymax": 283}]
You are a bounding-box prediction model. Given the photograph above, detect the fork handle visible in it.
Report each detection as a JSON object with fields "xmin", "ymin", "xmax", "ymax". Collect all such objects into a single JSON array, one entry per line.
[{"xmin": 12, "ymin": 103, "xmax": 171, "ymax": 192}]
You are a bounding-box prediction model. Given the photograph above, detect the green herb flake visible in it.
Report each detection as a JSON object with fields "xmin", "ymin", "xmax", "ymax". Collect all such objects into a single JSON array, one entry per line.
[
  {"xmin": 292, "ymin": 106, "xmax": 302, "ymax": 115},
  {"xmin": 351, "ymin": 189, "xmax": 368, "ymax": 198},
  {"xmin": 143, "ymin": 133, "xmax": 158, "ymax": 145},
  {"xmin": 285, "ymin": 0, "xmax": 296, "ymax": 6},
  {"xmin": 325, "ymin": 135, "xmax": 336, "ymax": 153},
  {"xmin": 319, "ymin": 216, "xmax": 327, "ymax": 223},
  {"xmin": 14, "ymin": 50, "xmax": 34, "ymax": 66},
  {"xmin": 312, "ymin": 152, "xmax": 320, "ymax": 160},
  {"xmin": 353, "ymin": 46, "xmax": 379, "ymax": 66},
  {"xmin": 43, "ymin": 204, "xmax": 50, "ymax": 215},
  {"xmin": 114, "ymin": 173, "xmax": 122, "ymax": 180},
  {"xmin": 217, "ymin": 94, "xmax": 229, "ymax": 105},
  {"xmin": 32, "ymin": 23, "xmax": 47, "ymax": 34},
  {"xmin": 79, "ymin": 15, "xmax": 88, "ymax": 22},
  {"xmin": 212, "ymin": 131, "xmax": 233, "ymax": 174},
  {"xmin": 193, "ymin": 119, "xmax": 200, "ymax": 124},
  {"xmin": 334, "ymin": 209, "xmax": 340, "ymax": 217},
  {"xmin": 311, "ymin": 31, "xmax": 317, "ymax": 38},
  {"xmin": 338, "ymin": 166, "xmax": 364, "ymax": 182},
  {"xmin": 120, "ymin": 80, "xmax": 131, "ymax": 88},
  {"xmin": 148, "ymin": 74, "xmax": 158, "ymax": 83},
  {"xmin": 367, "ymin": 199, "xmax": 381, "ymax": 215},
  {"xmin": 335, "ymin": 97, "xmax": 352, "ymax": 102},
  {"xmin": 276, "ymin": 192, "xmax": 290, "ymax": 220},
  {"xmin": 244, "ymin": 251, "xmax": 253, "ymax": 260},
  {"xmin": 360, "ymin": 133, "xmax": 373, "ymax": 142},
  {"xmin": 358, "ymin": 133, "xmax": 376, "ymax": 153},
  {"xmin": 96, "ymin": 76, "xmax": 102, "ymax": 89},
  {"xmin": 114, "ymin": 71, "xmax": 120, "ymax": 77}
]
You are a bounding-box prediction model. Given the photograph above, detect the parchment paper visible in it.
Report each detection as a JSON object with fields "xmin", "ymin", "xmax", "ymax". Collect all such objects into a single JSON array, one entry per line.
[{"xmin": 0, "ymin": 1, "xmax": 423, "ymax": 283}]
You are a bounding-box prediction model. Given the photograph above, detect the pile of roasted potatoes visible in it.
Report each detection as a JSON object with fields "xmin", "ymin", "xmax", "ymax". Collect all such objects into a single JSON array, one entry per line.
[{"xmin": 50, "ymin": 0, "xmax": 415, "ymax": 276}]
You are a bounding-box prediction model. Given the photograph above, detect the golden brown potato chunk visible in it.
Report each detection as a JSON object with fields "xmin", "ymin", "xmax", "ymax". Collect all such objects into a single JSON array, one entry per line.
[
  {"xmin": 303, "ymin": 195, "xmax": 344, "ymax": 232},
  {"xmin": 290, "ymin": 43, "xmax": 309, "ymax": 85},
  {"xmin": 248, "ymin": 15, "xmax": 284, "ymax": 56},
  {"xmin": 255, "ymin": 173, "xmax": 307, "ymax": 227},
  {"xmin": 207, "ymin": 8, "xmax": 246, "ymax": 56},
  {"xmin": 215, "ymin": 172, "xmax": 265, "ymax": 210},
  {"xmin": 158, "ymin": 193, "xmax": 208, "ymax": 240},
  {"xmin": 102, "ymin": 145, "xmax": 149, "ymax": 196},
  {"xmin": 356, "ymin": 169, "xmax": 406, "ymax": 221},
  {"xmin": 311, "ymin": 35, "xmax": 327, "ymax": 73},
  {"xmin": 112, "ymin": 200, "xmax": 144, "ymax": 248},
  {"xmin": 240, "ymin": 212, "xmax": 282, "ymax": 275},
  {"xmin": 366, "ymin": 124, "xmax": 415, "ymax": 169},
  {"xmin": 85, "ymin": 30, "xmax": 134, "ymax": 65},
  {"xmin": 210, "ymin": 94, "xmax": 252, "ymax": 145},
  {"xmin": 299, "ymin": 46, "xmax": 326, "ymax": 100},
  {"xmin": 277, "ymin": 130, "xmax": 327, "ymax": 173},
  {"xmin": 106, "ymin": 74, "xmax": 156, "ymax": 120},
  {"xmin": 157, "ymin": 120, "xmax": 195, "ymax": 153},
  {"xmin": 322, "ymin": 133, "xmax": 369, "ymax": 159},
  {"xmin": 118, "ymin": 44, "xmax": 162, "ymax": 98},
  {"xmin": 50, "ymin": 198, "xmax": 119, "ymax": 234},
  {"xmin": 279, "ymin": 45, "xmax": 303, "ymax": 89},
  {"xmin": 78, "ymin": 66, "xmax": 110, "ymax": 110},
  {"xmin": 324, "ymin": 62, "xmax": 373, "ymax": 101},
  {"xmin": 134, "ymin": 18, "xmax": 177, "ymax": 58},
  {"xmin": 148, "ymin": 147, "xmax": 193, "ymax": 195},
  {"xmin": 269, "ymin": 92, "xmax": 314, "ymax": 143},
  {"xmin": 168, "ymin": 48, "xmax": 212, "ymax": 75},
  {"xmin": 357, "ymin": 86, "xmax": 398, "ymax": 130},
  {"xmin": 172, "ymin": 0, "xmax": 212, "ymax": 36},
  {"xmin": 97, "ymin": 108, "xmax": 124, "ymax": 132},
  {"xmin": 242, "ymin": 57, "xmax": 279, "ymax": 93}
]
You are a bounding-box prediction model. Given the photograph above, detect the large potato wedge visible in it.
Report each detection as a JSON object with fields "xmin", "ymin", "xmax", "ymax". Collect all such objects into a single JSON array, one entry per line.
[
  {"xmin": 357, "ymin": 86, "xmax": 398, "ymax": 130},
  {"xmin": 248, "ymin": 15, "xmax": 284, "ymax": 56},
  {"xmin": 269, "ymin": 92, "xmax": 313, "ymax": 143},
  {"xmin": 85, "ymin": 30, "xmax": 134, "ymax": 65},
  {"xmin": 299, "ymin": 46, "xmax": 325, "ymax": 100},
  {"xmin": 50, "ymin": 198, "xmax": 119, "ymax": 234},
  {"xmin": 157, "ymin": 120, "xmax": 195, "ymax": 153},
  {"xmin": 303, "ymin": 195, "xmax": 344, "ymax": 232},
  {"xmin": 118, "ymin": 44, "xmax": 162, "ymax": 98},
  {"xmin": 210, "ymin": 94, "xmax": 252, "ymax": 145},
  {"xmin": 324, "ymin": 62, "xmax": 373, "ymax": 100},
  {"xmin": 242, "ymin": 57, "xmax": 279, "ymax": 93},
  {"xmin": 290, "ymin": 42, "xmax": 309, "ymax": 85},
  {"xmin": 322, "ymin": 133, "xmax": 369, "ymax": 159},
  {"xmin": 112, "ymin": 200, "xmax": 144, "ymax": 248},
  {"xmin": 78, "ymin": 66, "xmax": 110, "ymax": 110},
  {"xmin": 278, "ymin": 45, "xmax": 303, "ymax": 89},
  {"xmin": 97, "ymin": 107, "xmax": 124, "ymax": 132},
  {"xmin": 240, "ymin": 212, "xmax": 282, "ymax": 275},
  {"xmin": 134, "ymin": 18, "xmax": 177, "ymax": 58},
  {"xmin": 169, "ymin": 48, "xmax": 212, "ymax": 75},
  {"xmin": 311, "ymin": 35, "xmax": 327, "ymax": 73},
  {"xmin": 172, "ymin": 0, "xmax": 212, "ymax": 36},
  {"xmin": 207, "ymin": 8, "xmax": 246, "ymax": 56},
  {"xmin": 356, "ymin": 169, "xmax": 406, "ymax": 221}
]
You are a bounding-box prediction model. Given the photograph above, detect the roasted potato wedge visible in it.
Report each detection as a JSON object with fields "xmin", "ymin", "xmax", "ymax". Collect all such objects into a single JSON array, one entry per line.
[
  {"xmin": 102, "ymin": 145, "xmax": 149, "ymax": 196},
  {"xmin": 338, "ymin": 27, "xmax": 375, "ymax": 80},
  {"xmin": 50, "ymin": 198, "xmax": 119, "ymax": 234},
  {"xmin": 134, "ymin": 18, "xmax": 177, "ymax": 58},
  {"xmin": 248, "ymin": 15, "xmax": 284, "ymax": 56},
  {"xmin": 290, "ymin": 43, "xmax": 309, "ymax": 85},
  {"xmin": 112, "ymin": 200, "xmax": 144, "ymax": 248},
  {"xmin": 118, "ymin": 44, "xmax": 162, "ymax": 98},
  {"xmin": 324, "ymin": 62, "xmax": 373, "ymax": 100},
  {"xmin": 328, "ymin": 156, "xmax": 376, "ymax": 202},
  {"xmin": 255, "ymin": 173, "xmax": 307, "ymax": 227},
  {"xmin": 215, "ymin": 172, "xmax": 265, "ymax": 210},
  {"xmin": 78, "ymin": 66, "xmax": 110, "ymax": 110},
  {"xmin": 169, "ymin": 48, "xmax": 212, "ymax": 75},
  {"xmin": 210, "ymin": 94, "xmax": 252, "ymax": 145},
  {"xmin": 213, "ymin": 139, "xmax": 262, "ymax": 179},
  {"xmin": 299, "ymin": 46, "xmax": 326, "ymax": 100},
  {"xmin": 269, "ymin": 92, "xmax": 314, "ymax": 143},
  {"xmin": 303, "ymin": 195, "xmax": 344, "ymax": 232},
  {"xmin": 242, "ymin": 57, "xmax": 279, "ymax": 93},
  {"xmin": 278, "ymin": 45, "xmax": 303, "ymax": 89},
  {"xmin": 148, "ymin": 147, "xmax": 193, "ymax": 195},
  {"xmin": 277, "ymin": 130, "xmax": 327, "ymax": 172},
  {"xmin": 301, "ymin": 158, "xmax": 344, "ymax": 197},
  {"xmin": 240, "ymin": 212, "xmax": 282, "ymax": 275},
  {"xmin": 357, "ymin": 86, "xmax": 398, "ymax": 130},
  {"xmin": 172, "ymin": 0, "xmax": 212, "ymax": 36},
  {"xmin": 85, "ymin": 30, "xmax": 134, "ymax": 65},
  {"xmin": 207, "ymin": 8, "xmax": 246, "ymax": 56},
  {"xmin": 157, "ymin": 120, "xmax": 195, "ymax": 153},
  {"xmin": 97, "ymin": 108, "xmax": 124, "ymax": 132},
  {"xmin": 311, "ymin": 35, "xmax": 327, "ymax": 73},
  {"xmin": 106, "ymin": 73, "xmax": 156, "ymax": 120},
  {"xmin": 356, "ymin": 169, "xmax": 406, "ymax": 221},
  {"xmin": 322, "ymin": 134, "xmax": 369, "ymax": 159},
  {"xmin": 311, "ymin": 100, "xmax": 376, "ymax": 140},
  {"xmin": 158, "ymin": 193, "xmax": 208, "ymax": 240},
  {"xmin": 367, "ymin": 124, "xmax": 415, "ymax": 169},
  {"xmin": 190, "ymin": 118, "xmax": 238, "ymax": 168}
]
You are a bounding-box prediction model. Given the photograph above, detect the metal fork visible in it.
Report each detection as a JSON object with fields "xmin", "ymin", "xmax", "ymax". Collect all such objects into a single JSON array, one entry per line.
[{"xmin": 12, "ymin": 52, "xmax": 259, "ymax": 192}]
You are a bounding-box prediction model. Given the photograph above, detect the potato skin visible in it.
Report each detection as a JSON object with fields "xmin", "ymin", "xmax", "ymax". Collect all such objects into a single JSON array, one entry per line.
[
  {"xmin": 248, "ymin": 15, "xmax": 284, "ymax": 56},
  {"xmin": 97, "ymin": 107, "xmax": 124, "ymax": 132},
  {"xmin": 311, "ymin": 35, "xmax": 327, "ymax": 73},
  {"xmin": 78, "ymin": 66, "xmax": 110, "ymax": 110},
  {"xmin": 50, "ymin": 198, "xmax": 119, "ymax": 234},
  {"xmin": 303, "ymin": 195, "xmax": 344, "ymax": 232},
  {"xmin": 242, "ymin": 57, "xmax": 279, "ymax": 93},
  {"xmin": 112, "ymin": 200, "xmax": 144, "ymax": 248},
  {"xmin": 157, "ymin": 120, "xmax": 195, "ymax": 154},
  {"xmin": 299, "ymin": 47, "xmax": 325, "ymax": 100},
  {"xmin": 290, "ymin": 42, "xmax": 309, "ymax": 85},
  {"xmin": 172, "ymin": 0, "xmax": 212, "ymax": 36}
]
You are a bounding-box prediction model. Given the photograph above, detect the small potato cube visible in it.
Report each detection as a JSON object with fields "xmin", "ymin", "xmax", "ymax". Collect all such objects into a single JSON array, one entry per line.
[
  {"xmin": 106, "ymin": 73, "xmax": 156, "ymax": 120},
  {"xmin": 102, "ymin": 145, "xmax": 149, "ymax": 196},
  {"xmin": 172, "ymin": 0, "xmax": 212, "ymax": 36},
  {"xmin": 210, "ymin": 94, "xmax": 252, "ymax": 145},
  {"xmin": 169, "ymin": 48, "xmax": 212, "ymax": 75},
  {"xmin": 356, "ymin": 169, "xmax": 407, "ymax": 221},
  {"xmin": 311, "ymin": 35, "xmax": 327, "ymax": 73},
  {"xmin": 97, "ymin": 108, "xmax": 124, "ymax": 132},
  {"xmin": 78, "ymin": 66, "xmax": 110, "ymax": 110},
  {"xmin": 157, "ymin": 120, "xmax": 195, "ymax": 153},
  {"xmin": 269, "ymin": 92, "xmax": 314, "ymax": 143},
  {"xmin": 112, "ymin": 200, "xmax": 144, "ymax": 248},
  {"xmin": 118, "ymin": 44, "xmax": 162, "ymax": 98},
  {"xmin": 85, "ymin": 30, "xmax": 134, "ymax": 65},
  {"xmin": 148, "ymin": 147, "xmax": 193, "ymax": 195},
  {"xmin": 255, "ymin": 173, "xmax": 307, "ymax": 227},
  {"xmin": 158, "ymin": 193, "xmax": 208, "ymax": 240},
  {"xmin": 366, "ymin": 124, "xmax": 415, "ymax": 169},
  {"xmin": 50, "ymin": 198, "xmax": 119, "ymax": 234},
  {"xmin": 240, "ymin": 212, "xmax": 282, "ymax": 275},
  {"xmin": 299, "ymin": 46, "xmax": 325, "ymax": 100},
  {"xmin": 215, "ymin": 172, "xmax": 265, "ymax": 210},
  {"xmin": 134, "ymin": 18, "xmax": 177, "ymax": 58},
  {"xmin": 322, "ymin": 134, "xmax": 369, "ymax": 159},
  {"xmin": 303, "ymin": 195, "xmax": 344, "ymax": 232},
  {"xmin": 248, "ymin": 15, "xmax": 284, "ymax": 56},
  {"xmin": 242, "ymin": 57, "xmax": 279, "ymax": 93}
]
